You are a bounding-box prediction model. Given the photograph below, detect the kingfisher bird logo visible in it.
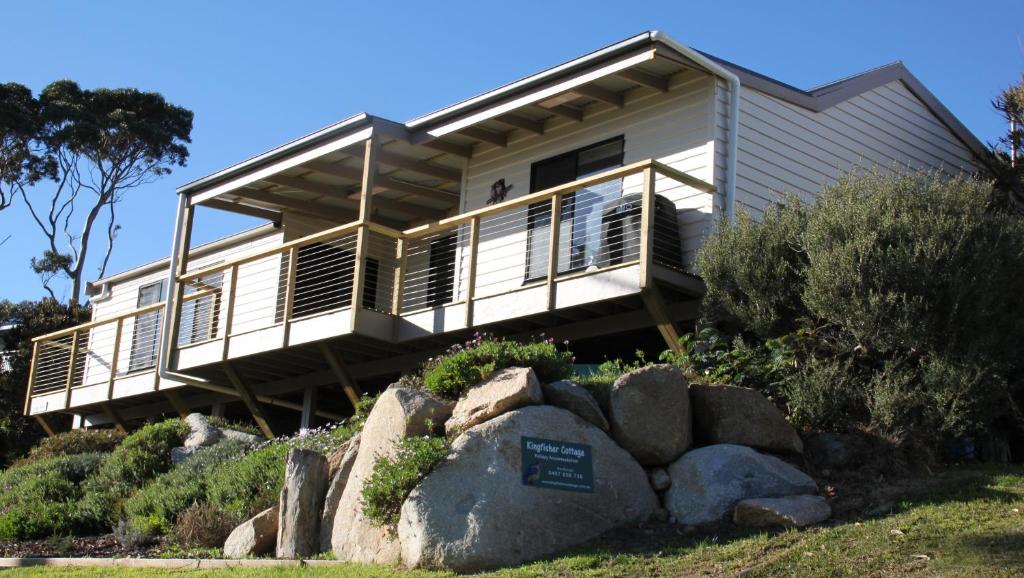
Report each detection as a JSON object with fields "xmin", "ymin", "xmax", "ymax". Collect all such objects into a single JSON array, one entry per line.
[{"xmin": 522, "ymin": 460, "xmax": 542, "ymax": 485}]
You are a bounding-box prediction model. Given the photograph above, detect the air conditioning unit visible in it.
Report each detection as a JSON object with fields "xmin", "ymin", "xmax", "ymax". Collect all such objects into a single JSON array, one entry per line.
[{"xmin": 597, "ymin": 193, "xmax": 684, "ymax": 269}]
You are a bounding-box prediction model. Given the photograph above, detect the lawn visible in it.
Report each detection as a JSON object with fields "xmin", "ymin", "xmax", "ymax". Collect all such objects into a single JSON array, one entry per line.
[{"xmin": 3, "ymin": 466, "xmax": 1021, "ymax": 577}]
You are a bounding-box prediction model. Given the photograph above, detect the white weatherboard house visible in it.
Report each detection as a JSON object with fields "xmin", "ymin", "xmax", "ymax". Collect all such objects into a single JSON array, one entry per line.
[{"xmin": 24, "ymin": 31, "xmax": 984, "ymax": 436}]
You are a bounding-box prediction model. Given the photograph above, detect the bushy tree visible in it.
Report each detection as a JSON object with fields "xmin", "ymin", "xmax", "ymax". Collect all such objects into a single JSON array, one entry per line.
[
  {"xmin": 696, "ymin": 170, "xmax": 1024, "ymax": 444},
  {"xmin": 0, "ymin": 81, "xmax": 192, "ymax": 303},
  {"xmin": 0, "ymin": 299, "xmax": 89, "ymax": 465}
]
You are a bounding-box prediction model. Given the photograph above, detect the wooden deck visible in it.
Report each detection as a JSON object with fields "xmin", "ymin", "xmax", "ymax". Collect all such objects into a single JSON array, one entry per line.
[{"xmin": 25, "ymin": 159, "xmax": 711, "ymax": 432}]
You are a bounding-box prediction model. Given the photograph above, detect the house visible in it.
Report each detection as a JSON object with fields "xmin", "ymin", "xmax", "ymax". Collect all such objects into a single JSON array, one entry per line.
[{"xmin": 23, "ymin": 31, "xmax": 984, "ymax": 437}]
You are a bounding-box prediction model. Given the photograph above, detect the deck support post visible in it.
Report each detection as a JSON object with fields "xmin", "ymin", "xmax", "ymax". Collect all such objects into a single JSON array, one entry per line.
[
  {"xmin": 23, "ymin": 342, "xmax": 39, "ymax": 416},
  {"xmin": 167, "ymin": 203, "xmax": 196, "ymax": 370},
  {"xmin": 317, "ymin": 342, "xmax": 362, "ymax": 409},
  {"xmin": 300, "ymin": 385, "xmax": 318, "ymax": 431},
  {"xmin": 351, "ymin": 136, "xmax": 378, "ymax": 333},
  {"xmin": 223, "ymin": 362, "xmax": 275, "ymax": 439},
  {"xmin": 164, "ymin": 389, "xmax": 191, "ymax": 418},
  {"xmin": 101, "ymin": 404, "xmax": 128, "ymax": 434},
  {"xmin": 464, "ymin": 217, "xmax": 480, "ymax": 327},
  {"xmin": 33, "ymin": 414, "xmax": 57, "ymax": 437},
  {"xmin": 211, "ymin": 403, "xmax": 226, "ymax": 418},
  {"xmin": 638, "ymin": 165, "xmax": 656, "ymax": 289},
  {"xmin": 546, "ymin": 193, "xmax": 562, "ymax": 310},
  {"xmin": 641, "ymin": 285, "xmax": 684, "ymax": 354}
]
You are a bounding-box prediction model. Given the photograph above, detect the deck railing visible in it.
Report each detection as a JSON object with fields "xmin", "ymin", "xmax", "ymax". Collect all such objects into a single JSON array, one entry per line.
[{"xmin": 25, "ymin": 159, "xmax": 713, "ymax": 413}]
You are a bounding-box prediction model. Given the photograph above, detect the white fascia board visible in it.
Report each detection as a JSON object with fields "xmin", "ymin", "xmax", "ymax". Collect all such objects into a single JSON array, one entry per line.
[
  {"xmin": 188, "ymin": 126, "xmax": 375, "ymax": 206},
  {"xmin": 415, "ymin": 49, "xmax": 657, "ymax": 140},
  {"xmin": 406, "ymin": 32, "xmax": 654, "ymax": 129}
]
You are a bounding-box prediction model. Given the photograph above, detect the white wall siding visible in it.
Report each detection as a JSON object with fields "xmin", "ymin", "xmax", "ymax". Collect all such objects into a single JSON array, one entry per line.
[
  {"xmin": 459, "ymin": 71, "xmax": 717, "ymax": 295},
  {"xmin": 81, "ymin": 228, "xmax": 283, "ymax": 386},
  {"xmin": 730, "ymin": 80, "xmax": 977, "ymax": 218}
]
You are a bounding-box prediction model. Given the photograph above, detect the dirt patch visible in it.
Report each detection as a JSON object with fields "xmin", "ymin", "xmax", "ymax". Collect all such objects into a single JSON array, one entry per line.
[{"xmin": 0, "ymin": 534, "xmax": 215, "ymax": 559}]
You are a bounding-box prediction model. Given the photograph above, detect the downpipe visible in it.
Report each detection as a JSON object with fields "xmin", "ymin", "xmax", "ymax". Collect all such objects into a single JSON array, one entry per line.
[{"xmin": 651, "ymin": 31, "xmax": 740, "ymax": 224}]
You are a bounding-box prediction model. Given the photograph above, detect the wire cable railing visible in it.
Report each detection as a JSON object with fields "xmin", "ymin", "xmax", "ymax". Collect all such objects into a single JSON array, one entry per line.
[{"xmin": 26, "ymin": 159, "xmax": 714, "ymax": 413}]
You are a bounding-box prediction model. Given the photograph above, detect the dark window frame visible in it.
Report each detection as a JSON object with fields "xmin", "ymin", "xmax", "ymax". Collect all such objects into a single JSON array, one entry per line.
[{"xmin": 524, "ymin": 136, "xmax": 625, "ymax": 282}]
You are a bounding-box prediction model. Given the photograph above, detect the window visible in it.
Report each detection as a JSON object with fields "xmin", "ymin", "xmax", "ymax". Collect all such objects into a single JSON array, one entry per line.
[
  {"xmin": 128, "ymin": 281, "xmax": 163, "ymax": 372},
  {"xmin": 427, "ymin": 234, "xmax": 457, "ymax": 307},
  {"xmin": 178, "ymin": 272, "xmax": 223, "ymax": 346},
  {"xmin": 525, "ymin": 137, "xmax": 625, "ymax": 281}
]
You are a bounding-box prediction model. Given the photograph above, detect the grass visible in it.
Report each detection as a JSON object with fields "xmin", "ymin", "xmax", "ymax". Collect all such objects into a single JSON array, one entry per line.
[{"xmin": 2, "ymin": 465, "xmax": 1021, "ymax": 577}]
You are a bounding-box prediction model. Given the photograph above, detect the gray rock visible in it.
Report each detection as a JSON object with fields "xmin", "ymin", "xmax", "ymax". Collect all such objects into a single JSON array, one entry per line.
[
  {"xmin": 223, "ymin": 505, "xmax": 278, "ymax": 558},
  {"xmin": 542, "ymin": 380, "xmax": 609, "ymax": 431},
  {"xmin": 648, "ymin": 467, "xmax": 671, "ymax": 492},
  {"xmin": 276, "ymin": 448, "xmax": 329, "ymax": 559},
  {"xmin": 184, "ymin": 413, "xmax": 222, "ymax": 448},
  {"xmin": 733, "ymin": 495, "xmax": 831, "ymax": 528},
  {"xmin": 446, "ymin": 367, "xmax": 543, "ymax": 435},
  {"xmin": 221, "ymin": 428, "xmax": 263, "ymax": 445},
  {"xmin": 664, "ymin": 444, "xmax": 818, "ymax": 526},
  {"xmin": 399, "ymin": 406, "xmax": 658, "ymax": 573},
  {"xmin": 689, "ymin": 383, "xmax": 803, "ymax": 454},
  {"xmin": 170, "ymin": 446, "xmax": 199, "ymax": 465},
  {"xmin": 608, "ymin": 364, "xmax": 692, "ymax": 466},
  {"xmin": 332, "ymin": 387, "xmax": 454, "ymax": 564},
  {"xmin": 320, "ymin": 434, "xmax": 360, "ymax": 553}
]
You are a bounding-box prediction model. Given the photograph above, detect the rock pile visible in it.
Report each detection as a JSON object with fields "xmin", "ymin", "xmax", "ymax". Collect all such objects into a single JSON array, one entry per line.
[{"xmin": 221, "ymin": 364, "xmax": 829, "ymax": 572}]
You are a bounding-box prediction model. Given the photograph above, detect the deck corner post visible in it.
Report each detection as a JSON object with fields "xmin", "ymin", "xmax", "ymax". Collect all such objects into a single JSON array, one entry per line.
[{"xmin": 639, "ymin": 164, "xmax": 657, "ymax": 290}]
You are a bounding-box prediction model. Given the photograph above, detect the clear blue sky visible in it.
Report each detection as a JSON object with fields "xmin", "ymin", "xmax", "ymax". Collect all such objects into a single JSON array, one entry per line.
[{"xmin": 1, "ymin": 0, "xmax": 1020, "ymax": 303}]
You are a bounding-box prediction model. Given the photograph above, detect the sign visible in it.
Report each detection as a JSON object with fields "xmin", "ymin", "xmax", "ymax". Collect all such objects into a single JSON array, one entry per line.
[{"xmin": 520, "ymin": 436, "xmax": 593, "ymax": 493}]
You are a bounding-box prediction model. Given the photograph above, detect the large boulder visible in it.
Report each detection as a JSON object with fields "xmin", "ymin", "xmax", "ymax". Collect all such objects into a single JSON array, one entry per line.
[
  {"xmin": 320, "ymin": 434, "xmax": 360, "ymax": 553},
  {"xmin": 277, "ymin": 448, "xmax": 329, "ymax": 559},
  {"xmin": 542, "ymin": 380, "xmax": 609, "ymax": 431},
  {"xmin": 733, "ymin": 495, "xmax": 831, "ymax": 528},
  {"xmin": 184, "ymin": 413, "xmax": 222, "ymax": 448},
  {"xmin": 608, "ymin": 364, "xmax": 692, "ymax": 466},
  {"xmin": 223, "ymin": 505, "xmax": 278, "ymax": 558},
  {"xmin": 689, "ymin": 384, "xmax": 804, "ymax": 454},
  {"xmin": 221, "ymin": 428, "xmax": 263, "ymax": 446},
  {"xmin": 446, "ymin": 367, "xmax": 543, "ymax": 435},
  {"xmin": 664, "ymin": 444, "xmax": 818, "ymax": 526},
  {"xmin": 399, "ymin": 406, "xmax": 658, "ymax": 573},
  {"xmin": 332, "ymin": 387, "xmax": 454, "ymax": 564}
]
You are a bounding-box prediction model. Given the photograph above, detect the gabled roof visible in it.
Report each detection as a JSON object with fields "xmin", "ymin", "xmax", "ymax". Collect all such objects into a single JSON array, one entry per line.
[
  {"xmin": 178, "ymin": 31, "xmax": 986, "ymax": 195},
  {"xmin": 700, "ymin": 52, "xmax": 988, "ymax": 160}
]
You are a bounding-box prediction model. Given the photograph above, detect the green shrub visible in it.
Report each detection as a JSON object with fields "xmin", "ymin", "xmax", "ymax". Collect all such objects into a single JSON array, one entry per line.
[
  {"xmin": 422, "ymin": 334, "xmax": 573, "ymax": 399},
  {"xmin": 696, "ymin": 170, "xmax": 1024, "ymax": 445},
  {"xmin": 0, "ymin": 452, "xmax": 106, "ymax": 540},
  {"xmin": 802, "ymin": 171, "xmax": 1024, "ymax": 361},
  {"xmin": 19, "ymin": 429, "xmax": 126, "ymax": 464},
  {"xmin": 206, "ymin": 423, "xmax": 355, "ymax": 523},
  {"xmin": 361, "ymin": 433, "xmax": 450, "ymax": 530},
  {"xmin": 76, "ymin": 419, "xmax": 189, "ymax": 530},
  {"xmin": 697, "ymin": 202, "xmax": 809, "ymax": 337},
  {"xmin": 124, "ymin": 439, "xmax": 247, "ymax": 535}
]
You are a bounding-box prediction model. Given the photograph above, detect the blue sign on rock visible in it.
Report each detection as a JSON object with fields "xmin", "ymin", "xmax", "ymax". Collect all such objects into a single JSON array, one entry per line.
[{"xmin": 520, "ymin": 436, "xmax": 594, "ymax": 493}]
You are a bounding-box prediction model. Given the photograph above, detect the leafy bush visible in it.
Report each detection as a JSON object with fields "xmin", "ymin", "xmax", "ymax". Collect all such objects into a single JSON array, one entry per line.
[
  {"xmin": 0, "ymin": 452, "xmax": 105, "ymax": 540},
  {"xmin": 172, "ymin": 502, "xmax": 233, "ymax": 548},
  {"xmin": 361, "ymin": 432, "xmax": 450, "ymax": 530},
  {"xmin": 124, "ymin": 439, "xmax": 247, "ymax": 535},
  {"xmin": 695, "ymin": 170, "xmax": 1024, "ymax": 445},
  {"xmin": 697, "ymin": 202, "xmax": 809, "ymax": 337},
  {"xmin": 19, "ymin": 429, "xmax": 126, "ymax": 464},
  {"xmin": 76, "ymin": 419, "xmax": 189, "ymax": 530},
  {"xmin": 206, "ymin": 423, "xmax": 354, "ymax": 523},
  {"xmin": 422, "ymin": 333, "xmax": 573, "ymax": 399}
]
